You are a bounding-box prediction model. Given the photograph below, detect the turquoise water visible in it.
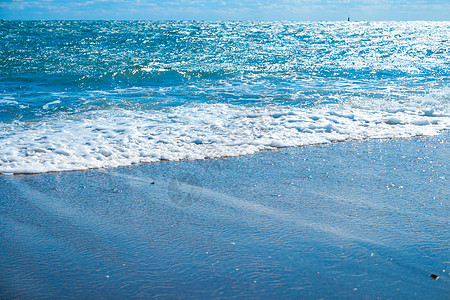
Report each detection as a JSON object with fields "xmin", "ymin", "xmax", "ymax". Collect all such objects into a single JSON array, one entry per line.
[{"xmin": 1, "ymin": 21, "xmax": 449, "ymax": 173}]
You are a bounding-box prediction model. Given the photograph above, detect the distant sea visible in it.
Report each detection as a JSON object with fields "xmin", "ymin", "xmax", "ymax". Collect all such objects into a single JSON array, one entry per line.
[{"xmin": 1, "ymin": 21, "xmax": 449, "ymax": 174}]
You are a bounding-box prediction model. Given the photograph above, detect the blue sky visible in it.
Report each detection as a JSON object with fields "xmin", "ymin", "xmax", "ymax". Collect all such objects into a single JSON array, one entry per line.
[{"xmin": 1, "ymin": 0, "xmax": 449, "ymax": 21}]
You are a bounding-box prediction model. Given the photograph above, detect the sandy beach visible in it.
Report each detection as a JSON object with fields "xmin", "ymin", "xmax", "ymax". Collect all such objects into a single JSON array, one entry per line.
[{"xmin": 1, "ymin": 133, "xmax": 449, "ymax": 298}]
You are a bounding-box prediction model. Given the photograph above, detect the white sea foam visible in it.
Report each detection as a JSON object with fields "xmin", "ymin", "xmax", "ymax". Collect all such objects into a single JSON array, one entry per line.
[
  {"xmin": 42, "ymin": 100, "xmax": 62, "ymax": 110},
  {"xmin": 0, "ymin": 101, "xmax": 448, "ymax": 174},
  {"xmin": 0, "ymin": 97, "xmax": 18, "ymax": 105}
]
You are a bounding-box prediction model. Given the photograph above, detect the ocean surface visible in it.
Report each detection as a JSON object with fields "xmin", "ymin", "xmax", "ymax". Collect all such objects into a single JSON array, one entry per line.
[{"xmin": 1, "ymin": 21, "xmax": 449, "ymax": 174}]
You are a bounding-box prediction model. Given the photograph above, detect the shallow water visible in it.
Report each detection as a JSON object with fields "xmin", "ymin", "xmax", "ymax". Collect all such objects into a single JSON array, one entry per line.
[
  {"xmin": 1, "ymin": 21, "xmax": 449, "ymax": 173},
  {"xmin": 0, "ymin": 133, "xmax": 448, "ymax": 298}
]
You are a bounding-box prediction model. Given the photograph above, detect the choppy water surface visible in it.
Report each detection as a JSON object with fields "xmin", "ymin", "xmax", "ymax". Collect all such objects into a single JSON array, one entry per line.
[{"xmin": 1, "ymin": 21, "xmax": 449, "ymax": 173}]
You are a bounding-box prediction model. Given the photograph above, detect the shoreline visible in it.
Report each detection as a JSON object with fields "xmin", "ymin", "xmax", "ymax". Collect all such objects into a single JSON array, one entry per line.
[
  {"xmin": 2, "ymin": 130, "xmax": 449, "ymax": 177},
  {"xmin": 1, "ymin": 132, "xmax": 448, "ymax": 298}
]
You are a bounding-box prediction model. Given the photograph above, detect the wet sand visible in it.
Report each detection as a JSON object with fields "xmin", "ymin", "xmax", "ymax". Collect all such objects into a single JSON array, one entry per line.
[{"xmin": 1, "ymin": 133, "xmax": 449, "ymax": 298}]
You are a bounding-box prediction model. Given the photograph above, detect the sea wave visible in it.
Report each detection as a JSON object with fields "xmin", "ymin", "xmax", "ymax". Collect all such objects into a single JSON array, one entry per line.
[
  {"xmin": 1, "ymin": 99, "xmax": 448, "ymax": 174},
  {"xmin": 1, "ymin": 21, "xmax": 449, "ymax": 174}
]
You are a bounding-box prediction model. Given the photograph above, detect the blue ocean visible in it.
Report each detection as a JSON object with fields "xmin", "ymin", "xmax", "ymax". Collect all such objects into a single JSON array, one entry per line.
[
  {"xmin": 1, "ymin": 20, "xmax": 449, "ymax": 299},
  {"xmin": 1, "ymin": 21, "xmax": 449, "ymax": 174}
]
